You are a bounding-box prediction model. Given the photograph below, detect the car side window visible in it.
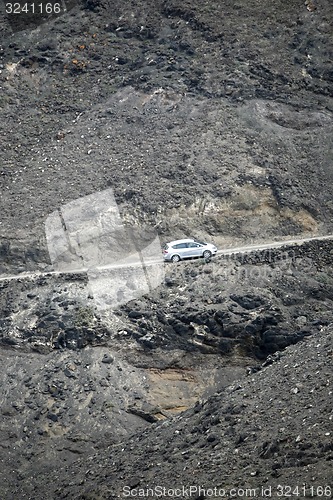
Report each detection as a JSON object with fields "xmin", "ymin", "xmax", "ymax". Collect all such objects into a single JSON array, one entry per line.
[
  {"xmin": 173, "ymin": 243, "xmax": 187, "ymax": 249},
  {"xmin": 189, "ymin": 242, "xmax": 199, "ymax": 248}
]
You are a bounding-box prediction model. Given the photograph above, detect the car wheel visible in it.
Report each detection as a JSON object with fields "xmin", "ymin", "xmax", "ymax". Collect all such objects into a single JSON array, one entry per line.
[
  {"xmin": 171, "ymin": 254, "xmax": 181, "ymax": 262},
  {"xmin": 203, "ymin": 250, "xmax": 212, "ymax": 259}
]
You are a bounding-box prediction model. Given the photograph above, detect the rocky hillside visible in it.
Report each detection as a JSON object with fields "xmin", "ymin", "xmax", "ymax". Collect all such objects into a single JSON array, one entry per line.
[
  {"xmin": 26, "ymin": 324, "xmax": 333, "ymax": 500},
  {"xmin": 0, "ymin": 238, "xmax": 332, "ymax": 498},
  {"xmin": 0, "ymin": 0, "xmax": 333, "ymax": 272},
  {"xmin": 0, "ymin": 0, "xmax": 332, "ymax": 498}
]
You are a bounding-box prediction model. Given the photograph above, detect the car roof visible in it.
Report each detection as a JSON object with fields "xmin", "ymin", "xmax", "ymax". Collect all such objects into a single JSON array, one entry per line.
[{"xmin": 167, "ymin": 239, "xmax": 195, "ymax": 245}]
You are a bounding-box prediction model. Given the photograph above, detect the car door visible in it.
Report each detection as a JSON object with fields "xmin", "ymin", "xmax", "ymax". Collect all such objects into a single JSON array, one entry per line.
[
  {"xmin": 179, "ymin": 242, "xmax": 192, "ymax": 258},
  {"xmin": 188, "ymin": 242, "xmax": 202, "ymax": 257},
  {"xmin": 172, "ymin": 243, "xmax": 189, "ymax": 258}
]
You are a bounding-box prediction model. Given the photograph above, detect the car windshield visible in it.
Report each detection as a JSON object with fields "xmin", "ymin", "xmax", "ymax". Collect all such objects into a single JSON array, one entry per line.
[{"xmin": 195, "ymin": 240, "xmax": 207, "ymax": 246}]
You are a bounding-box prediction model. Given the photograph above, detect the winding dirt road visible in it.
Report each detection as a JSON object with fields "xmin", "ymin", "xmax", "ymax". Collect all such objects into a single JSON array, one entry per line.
[{"xmin": 0, "ymin": 233, "xmax": 332, "ymax": 283}]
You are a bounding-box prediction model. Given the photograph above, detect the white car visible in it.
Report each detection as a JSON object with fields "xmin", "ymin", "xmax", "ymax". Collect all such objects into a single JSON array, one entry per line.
[{"xmin": 162, "ymin": 238, "xmax": 217, "ymax": 262}]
